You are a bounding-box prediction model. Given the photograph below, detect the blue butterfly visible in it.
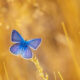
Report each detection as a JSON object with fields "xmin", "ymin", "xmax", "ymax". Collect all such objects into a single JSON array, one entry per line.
[{"xmin": 10, "ymin": 30, "xmax": 41, "ymax": 59}]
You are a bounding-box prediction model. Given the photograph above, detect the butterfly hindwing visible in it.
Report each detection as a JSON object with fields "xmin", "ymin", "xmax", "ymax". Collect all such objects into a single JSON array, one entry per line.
[
  {"xmin": 27, "ymin": 38, "xmax": 41, "ymax": 50},
  {"xmin": 12, "ymin": 30, "xmax": 24, "ymax": 43},
  {"xmin": 10, "ymin": 43, "xmax": 22, "ymax": 55},
  {"xmin": 22, "ymin": 46, "xmax": 32, "ymax": 59}
]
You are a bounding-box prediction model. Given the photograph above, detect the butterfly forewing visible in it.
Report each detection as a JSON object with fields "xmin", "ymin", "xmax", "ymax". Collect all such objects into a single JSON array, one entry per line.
[
  {"xmin": 27, "ymin": 38, "xmax": 41, "ymax": 50},
  {"xmin": 12, "ymin": 30, "xmax": 24, "ymax": 43}
]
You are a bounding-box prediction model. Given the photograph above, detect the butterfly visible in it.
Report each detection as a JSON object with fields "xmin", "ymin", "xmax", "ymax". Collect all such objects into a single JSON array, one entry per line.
[{"xmin": 10, "ymin": 30, "xmax": 41, "ymax": 59}]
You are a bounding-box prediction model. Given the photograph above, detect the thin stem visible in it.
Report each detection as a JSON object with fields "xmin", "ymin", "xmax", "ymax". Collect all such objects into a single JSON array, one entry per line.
[
  {"xmin": 61, "ymin": 22, "xmax": 80, "ymax": 78},
  {"xmin": 3, "ymin": 62, "xmax": 9, "ymax": 80},
  {"xmin": 30, "ymin": 56, "xmax": 48, "ymax": 80},
  {"xmin": 54, "ymin": 72, "xmax": 57, "ymax": 80},
  {"xmin": 58, "ymin": 72, "xmax": 63, "ymax": 80}
]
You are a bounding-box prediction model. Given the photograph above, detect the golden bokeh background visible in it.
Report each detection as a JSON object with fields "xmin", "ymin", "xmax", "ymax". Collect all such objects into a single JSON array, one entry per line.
[{"xmin": 0, "ymin": 0, "xmax": 80, "ymax": 80}]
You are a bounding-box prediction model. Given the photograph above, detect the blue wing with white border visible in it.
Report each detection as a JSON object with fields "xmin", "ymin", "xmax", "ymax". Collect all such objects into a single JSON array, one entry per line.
[
  {"xmin": 27, "ymin": 38, "xmax": 41, "ymax": 50},
  {"xmin": 21, "ymin": 46, "xmax": 33, "ymax": 59},
  {"xmin": 10, "ymin": 43, "xmax": 22, "ymax": 55},
  {"xmin": 10, "ymin": 43, "xmax": 32, "ymax": 59},
  {"xmin": 11, "ymin": 30, "xmax": 24, "ymax": 43}
]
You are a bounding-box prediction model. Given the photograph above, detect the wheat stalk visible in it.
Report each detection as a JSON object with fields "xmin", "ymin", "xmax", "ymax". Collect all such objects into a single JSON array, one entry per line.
[{"xmin": 30, "ymin": 56, "xmax": 48, "ymax": 80}]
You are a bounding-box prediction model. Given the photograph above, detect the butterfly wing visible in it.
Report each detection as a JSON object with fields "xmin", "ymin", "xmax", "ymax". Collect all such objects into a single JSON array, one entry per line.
[
  {"xmin": 27, "ymin": 38, "xmax": 41, "ymax": 50},
  {"xmin": 10, "ymin": 43, "xmax": 32, "ymax": 59},
  {"xmin": 10, "ymin": 43, "xmax": 22, "ymax": 55},
  {"xmin": 11, "ymin": 30, "xmax": 24, "ymax": 43},
  {"xmin": 22, "ymin": 46, "xmax": 32, "ymax": 59}
]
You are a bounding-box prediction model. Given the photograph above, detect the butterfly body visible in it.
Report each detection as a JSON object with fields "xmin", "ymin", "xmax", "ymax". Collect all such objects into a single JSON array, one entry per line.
[
  {"xmin": 10, "ymin": 30, "xmax": 41, "ymax": 59},
  {"xmin": 20, "ymin": 41, "xmax": 27, "ymax": 47}
]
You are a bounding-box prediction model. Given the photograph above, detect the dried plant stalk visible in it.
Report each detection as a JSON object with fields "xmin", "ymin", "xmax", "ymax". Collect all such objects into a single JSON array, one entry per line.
[
  {"xmin": 61, "ymin": 22, "xmax": 80, "ymax": 79},
  {"xmin": 3, "ymin": 62, "xmax": 9, "ymax": 80},
  {"xmin": 58, "ymin": 72, "xmax": 63, "ymax": 80},
  {"xmin": 54, "ymin": 72, "xmax": 57, "ymax": 80},
  {"xmin": 30, "ymin": 56, "xmax": 48, "ymax": 80}
]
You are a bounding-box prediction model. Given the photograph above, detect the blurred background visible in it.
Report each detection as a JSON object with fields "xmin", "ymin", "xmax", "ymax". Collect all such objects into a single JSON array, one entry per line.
[{"xmin": 0, "ymin": 0, "xmax": 80, "ymax": 80}]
